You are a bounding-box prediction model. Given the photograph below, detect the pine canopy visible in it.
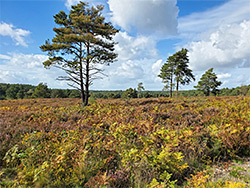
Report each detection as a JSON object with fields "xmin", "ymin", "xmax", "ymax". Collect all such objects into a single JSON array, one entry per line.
[{"xmin": 40, "ymin": 2, "xmax": 119, "ymax": 106}]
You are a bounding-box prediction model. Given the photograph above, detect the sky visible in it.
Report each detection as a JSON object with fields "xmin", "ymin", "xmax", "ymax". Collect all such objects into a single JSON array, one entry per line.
[{"xmin": 0, "ymin": 0, "xmax": 250, "ymax": 90}]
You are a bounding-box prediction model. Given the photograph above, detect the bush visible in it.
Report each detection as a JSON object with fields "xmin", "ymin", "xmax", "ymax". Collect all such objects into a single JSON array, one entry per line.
[{"xmin": 122, "ymin": 88, "xmax": 137, "ymax": 99}]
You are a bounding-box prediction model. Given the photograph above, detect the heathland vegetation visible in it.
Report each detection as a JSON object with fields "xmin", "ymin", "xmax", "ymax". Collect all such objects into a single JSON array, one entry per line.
[
  {"xmin": 1, "ymin": 2, "xmax": 250, "ymax": 188},
  {"xmin": 0, "ymin": 97, "xmax": 250, "ymax": 187}
]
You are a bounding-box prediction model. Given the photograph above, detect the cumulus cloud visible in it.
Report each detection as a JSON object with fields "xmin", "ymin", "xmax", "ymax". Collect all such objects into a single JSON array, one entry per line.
[
  {"xmin": 176, "ymin": 0, "xmax": 250, "ymax": 89},
  {"xmin": 97, "ymin": 57, "xmax": 161, "ymax": 90},
  {"xmin": 178, "ymin": 0, "xmax": 250, "ymax": 40},
  {"xmin": 108, "ymin": 0, "xmax": 179, "ymax": 36},
  {"xmin": 62, "ymin": 0, "xmax": 179, "ymax": 90},
  {"xmin": 0, "ymin": 22, "xmax": 30, "ymax": 47},
  {"xmin": 187, "ymin": 20, "xmax": 250, "ymax": 71},
  {"xmin": 114, "ymin": 32, "xmax": 158, "ymax": 61},
  {"xmin": 0, "ymin": 53, "xmax": 68, "ymax": 88},
  {"xmin": 111, "ymin": 60, "xmax": 144, "ymax": 80},
  {"xmin": 92, "ymin": 31, "xmax": 164, "ymax": 90},
  {"xmin": 151, "ymin": 59, "xmax": 164, "ymax": 82}
]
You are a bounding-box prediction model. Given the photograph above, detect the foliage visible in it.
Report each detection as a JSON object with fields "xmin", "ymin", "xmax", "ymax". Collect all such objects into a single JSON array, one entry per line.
[
  {"xmin": 0, "ymin": 97, "xmax": 250, "ymax": 187},
  {"xmin": 0, "ymin": 83, "xmax": 36, "ymax": 100},
  {"xmin": 51, "ymin": 89, "xmax": 67, "ymax": 98},
  {"xmin": 158, "ymin": 56, "xmax": 175, "ymax": 97},
  {"xmin": 32, "ymin": 83, "xmax": 51, "ymax": 98},
  {"xmin": 137, "ymin": 82, "xmax": 145, "ymax": 92},
  {"xmin": 194, "ymin": 68, "xmax": 222, "ymax": 96},
  {"xmin": 172, "ymin": 48, "xmax": 195, "ymax": 95},
  {"xmin": 158, "ymin": 48, "xmax": 195, "ymax": 97},
  {"xmin": 185, "ymin": 170, "xmax": 247, "ymax": 188},
  {"xmin": 1, "ymin": 83, "xmax": 249, "ymax": 100},
  {"xmin": 121, "ymin": 88, "xmax": 138, "ymax": 99},
  {"xmin": 6, "ymin": 85, "xmax": 20, "ymax": 99},
  {"xmin": 137, "ymin": 82, "xmax": 145, "ymax": 98},
  {"xmin": 40, "ymin": 2, "xmax": 118, "ymax": 106}
]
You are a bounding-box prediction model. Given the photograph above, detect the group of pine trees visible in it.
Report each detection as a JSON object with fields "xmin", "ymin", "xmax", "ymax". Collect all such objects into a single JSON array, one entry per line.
[
  {"xmin": 158, "ymin": 48, "xmax": 195, "ymax": 97},
  {"xmin": 158, "ymin": 48, "xmax": 223, "ymax": 97}
]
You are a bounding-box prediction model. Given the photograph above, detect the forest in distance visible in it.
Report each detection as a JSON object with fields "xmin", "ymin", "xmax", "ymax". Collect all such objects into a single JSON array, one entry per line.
[{"xmin": 1, "ymin": 82, "xmax": 250, "ymax": 101}]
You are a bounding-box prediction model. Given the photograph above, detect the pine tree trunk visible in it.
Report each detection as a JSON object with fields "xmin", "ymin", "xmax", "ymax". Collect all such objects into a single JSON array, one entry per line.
[
  {"xmin": 176, "ymin": 79, "xmax": 179, "ymax": 97},
  {"xmin": 80, "ymin": 76, "xmax": 85, "ymax": 105},
  {"xmin": 84, "ymin": 44, "xmax": 90, "ymax": 106},
  {"xmin": 84, "ymin": 66, "xmax": 89, "ymax": 106},
  {"xmin": 170, "ymin": 75, "xmax": 173, "ymax": 98},
  {"xmin": 79, "ymin": 43, "xmax": 85, "ymax": 105}
]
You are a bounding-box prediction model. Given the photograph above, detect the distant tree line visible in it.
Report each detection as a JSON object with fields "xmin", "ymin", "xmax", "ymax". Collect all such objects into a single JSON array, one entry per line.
[
  {"xmin": 0, "ymin": 83, "xmax": 80, "ymax": 100},
  {"xmin": 0, "ymin": 83, "xmax": 167, "ymax": 100},
  {"xmin": 1, "ymin": 82, "xmax": 250, "ymax": 100}
]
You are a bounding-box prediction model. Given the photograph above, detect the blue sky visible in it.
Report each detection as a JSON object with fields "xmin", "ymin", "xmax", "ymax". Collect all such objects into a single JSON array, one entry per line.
[{"xmin": 0, "ymin": 0, "xmax": 250, "ymax": 90}]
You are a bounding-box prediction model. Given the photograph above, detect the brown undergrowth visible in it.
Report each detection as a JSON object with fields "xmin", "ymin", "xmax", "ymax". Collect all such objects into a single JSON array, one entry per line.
[{"xmin": 0, "ymin": 97, "xmax": 249, "ymax": 187}]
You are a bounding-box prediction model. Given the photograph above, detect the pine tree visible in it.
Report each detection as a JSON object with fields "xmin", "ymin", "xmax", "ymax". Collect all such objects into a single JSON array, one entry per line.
[
  {"xmin": 40, "ymin": 2, "xmax": 118, "ymax": 106},
  {"xmin": 137, "ymin": 82, "xmax": 145, "ymax": 98},
  {"xmin": 173, "ymin": 48, "xmax": 195, "ymax": 96},
  {"xmin": 158, "ymin": 58, "xmax": 175, "ymax": 97},
  {"xmin": 32, "ymin": 83, "xmax": 51, "ymax": 98},
  {"xmin": 194, "ymin": 68, "xmax": 222, "ymax": 96},
  {"xmin": 158, "ymin": 48, "xmax": 195, "ymax": 97}
]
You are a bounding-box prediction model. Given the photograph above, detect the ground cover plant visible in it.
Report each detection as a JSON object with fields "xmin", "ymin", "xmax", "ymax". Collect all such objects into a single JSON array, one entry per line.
[{"xmin": 0, "ymin": 97, "xmax": 250, "ymax": 187}]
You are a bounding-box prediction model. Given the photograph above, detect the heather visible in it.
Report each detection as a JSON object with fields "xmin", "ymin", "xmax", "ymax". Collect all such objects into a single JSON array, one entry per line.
[{"xmin": 0, "ymin": 97, "xmax": 250, "ymax": 187}]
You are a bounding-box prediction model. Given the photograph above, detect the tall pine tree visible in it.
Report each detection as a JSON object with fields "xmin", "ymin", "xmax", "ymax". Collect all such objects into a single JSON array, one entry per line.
[
  {"xmin": 173, "ymin": 48, "xmax": 195, "ymax": 96},
  {"xmin": 40, "ymin": 2, "xmax": 118, "ymax": 106},
  {"xmin": 158, "ymin": 48, "xmax": 195, "ymax": 97},
  {"xmin": 158, "ymin": 57, "xmax": 175, "ymax": 97}
]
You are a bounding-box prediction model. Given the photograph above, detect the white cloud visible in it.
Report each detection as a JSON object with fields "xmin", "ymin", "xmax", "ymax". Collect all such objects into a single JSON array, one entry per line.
[
  {"xmin": 176, "ymin": 0, "xmax": 250, "ymax": 89},
  {"xmin": 0, "ymin": 22, "xmax": 30, "ymax": 47},
  {"xmin": 111, "ymin": 60, "xmax": 144, "ymax": 80},
  {"xmin": 91, "ymin": 31, "xmax": 164, "ymax": 90},
  {"xmin": 187, "ymin": 20, "xmax": 250, "ymax": 71},
  {"xmin": 151, "ymin": 59, "xmax": 163, "ymax": 85},
  {"xmin": 152, "ymin": 59, "xmax": 163, "ymax": 76},
  {"xmin": 151, "ymin": 59, "xmax": 164, "ymax": 83},
  {"xmin": 218, "ymin": 69, "xmax": 250, "ymax": 88},
  {"xmin": 0, "ymin": 53, "xmax": 68, "ymax": 88},
  {"xmin": 62, "ymin": 0, "xmax": 178, "ymax": 90},
  {"xmin": 217, "ymin": 73, "xmax": 231, "ymax": 80},
  {"xmin": 108, "ymin": 0, "xmax": 179, "ymax": 36},
  {"xmin": 0, "ymin": 71, "xmax": 18, "ymax": 83},
  {"xmin": 178, "ymin": 0, "xmax": 250, "ymax": 40},
  {"xmin": 0, "ymin": 54, "xmax": 11, "ymax": 60},
  {"xmin": 96, "ymin": 58, "xmax": 161, "ymax": 90},
  {"xmin": 114, "ymin": 32, "xmax": 158, "ymax": 61},
  {"xmin": 65, "ymin": 0, "xmax": 105, "ymax": 10},
  {"xmin": 65, "ymin": 0, "xmax": 80, "ymax": 9}
]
